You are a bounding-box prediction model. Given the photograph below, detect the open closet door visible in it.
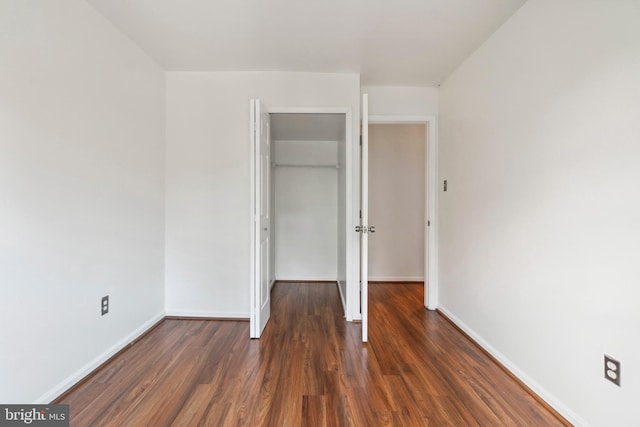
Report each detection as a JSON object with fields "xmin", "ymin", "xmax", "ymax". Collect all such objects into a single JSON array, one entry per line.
[
  {"xmin": 250, "ymin": 99, "xmax": 271, "ymax": 338},
  {"xmin": 359, "ymin": 94, "xmax": 371, "ymax": 342}
]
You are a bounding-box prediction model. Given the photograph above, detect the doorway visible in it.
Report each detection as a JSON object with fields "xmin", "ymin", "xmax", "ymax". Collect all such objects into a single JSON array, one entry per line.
[
  {"xmin": 365, "ymin": 114, "xmax": 438, "ymax": 312},
  {"xmin": 368, "ymin": 123, "xmax": 427, "ymax": 283},
  {"xmin": 270, "ymin": 113, "xmax": 345, "ymax": 284},
  {"xmin": 250, "ymin": 105, "xmax": 350, "ymax": 338}
]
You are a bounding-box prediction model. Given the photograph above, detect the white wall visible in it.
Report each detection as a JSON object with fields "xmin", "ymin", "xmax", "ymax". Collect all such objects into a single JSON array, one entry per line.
[
  {"xmin": 165, "ymin": 72, "xmax": 360, "ymax": 318},
  {"xmin": 439, "ymin": 1, "xmax": 640, "ymax": 425},
  {"xmin": 273, "ymin": 141, "xmax": 338, "ymax": 281},
  {"xmin": 368, "ymin": 124, "xmax": 425, "ymax": 282},
  {"xmin": 0, "ymin": 0, "xmax": 165, "ymax": 403},
  {"xmin": 362, "ymin": 86, "xmax": 438, "ymax": 117}
]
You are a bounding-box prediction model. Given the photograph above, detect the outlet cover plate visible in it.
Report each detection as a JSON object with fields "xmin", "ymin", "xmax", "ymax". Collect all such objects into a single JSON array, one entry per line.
[
  {"xmin": 101, "ymin": 296, "xmax": 109, "ymax": 316},
  {"xmin": 604, "ymin": 355, "xmax": 621, "ymax": 386}
]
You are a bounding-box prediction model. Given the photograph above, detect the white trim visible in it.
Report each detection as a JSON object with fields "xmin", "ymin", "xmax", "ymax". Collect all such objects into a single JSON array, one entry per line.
[
  {"xmin": 369, "ymin": 115, "xmax": 432, "ymax": 123},
  {"xmin": 368, "ymin": 276, "xmax": 424, "ymax": 282},
  {"xmin": 249, "ymin": 99, "xmax": 258, "ymax": 338},
  {"xmin": 437, "ymin": 306, "xmax": 586, "ymax": 427},
  {"xmin": 269, "ymin": 107, "xmax": 352, "ymax": 114},
  {"xmin": 345, "ymin": 110, "xmax": 355, "ymax": 322},
  {"xmin": 427, "ymin": 119, "xmax": 438, "ymax": 310},
  {"xmin": 336, "ymin": 280, "xmax": 346, "ymax": 314},
  {"xmin": 274, "ymin": 277, "xmax": 340, "ymax": 282},
  {"xmin": 165, "ymin": 310, "xmax": 250, "ymax": 319},
  {"xmin": 361, "ymin": 93, "xmax": 369, "ymax": 342},
  {"xmin": 367, "ymin": 115, "xmax": 439, "ymax": 310},
  {"xmin": 36, "ymin": 312, "xmax": 165, "ymax": 404}
]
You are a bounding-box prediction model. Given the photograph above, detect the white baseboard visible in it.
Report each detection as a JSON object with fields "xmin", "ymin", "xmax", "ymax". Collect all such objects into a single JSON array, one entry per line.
[
  {"xmin": 336, "ymin": 280, "xmax": 346, "ymax": 314},
  {"xmin": 165, "ymin": 310, "xmax": 250, "ymax": 319},
  {"xmin": 37, "ymin": 312, "xmax": 165, "ymax": 404},
  {"xmin": 274, "ymin": 277, "xmax": 338, "ymax": 282},
  {"xmin": 368, "ymin": 276, "xmax": 424, "ymax": 282},
  {"xmin": 437, "ymin": 306, "xmax": 586, "ymax": 427}
]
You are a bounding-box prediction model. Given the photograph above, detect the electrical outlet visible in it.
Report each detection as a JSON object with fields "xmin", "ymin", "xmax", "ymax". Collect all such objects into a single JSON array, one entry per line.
[
  {"xmin": 101, "ymin": 296, "xmax": 109, "ymax": 316},
  {"xmin": 604, "ymin": 355, "xmax": 621, "ymax": 386}
]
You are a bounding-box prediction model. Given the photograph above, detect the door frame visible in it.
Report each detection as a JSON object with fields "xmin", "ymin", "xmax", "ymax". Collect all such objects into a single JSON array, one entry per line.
[
  {"xmin": 250, "ymin": 106, "xmax": 354, "ymax": 338},
  {"xmin": 367, "ymin": 115, "xmax": 438, "ymax": 310}
]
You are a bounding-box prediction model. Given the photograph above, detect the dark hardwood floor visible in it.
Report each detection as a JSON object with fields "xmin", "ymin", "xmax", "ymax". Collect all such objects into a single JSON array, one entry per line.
[{"xmin": 57, "ymin": 282, "xmax": 568, "ymax": 426}]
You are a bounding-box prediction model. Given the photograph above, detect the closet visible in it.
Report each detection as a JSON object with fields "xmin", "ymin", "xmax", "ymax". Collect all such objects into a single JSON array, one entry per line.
[{"xmin": 269, "ymin": 113, "xmax": 346, "ymax": 285}]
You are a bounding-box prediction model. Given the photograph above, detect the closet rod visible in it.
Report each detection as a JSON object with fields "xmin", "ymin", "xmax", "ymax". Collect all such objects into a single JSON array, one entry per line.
[{"xmin": 272, "ymin": 163, "xmax": 340, "ymax": 169}]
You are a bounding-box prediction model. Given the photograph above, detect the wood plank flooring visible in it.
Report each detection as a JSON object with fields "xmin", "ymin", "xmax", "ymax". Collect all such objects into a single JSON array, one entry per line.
[{"xmin": 57, "ymin": 282, "xmax": 568, "ymax": 426}]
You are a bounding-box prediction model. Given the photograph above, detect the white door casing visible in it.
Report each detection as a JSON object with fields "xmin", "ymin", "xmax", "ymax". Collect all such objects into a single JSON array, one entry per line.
[
  {"xmin": 360, "ymin": 94, "xmax": 370, "ymax": 342},
  {"xmin": 250, "ymin": 99, "xmax": 271, "ymax": 338}
]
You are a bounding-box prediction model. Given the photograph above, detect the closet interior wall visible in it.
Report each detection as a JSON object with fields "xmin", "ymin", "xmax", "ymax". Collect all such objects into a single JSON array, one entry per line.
[{"xmin": 269, "ymin": 114, "xmax": 345, "ymax": 284}]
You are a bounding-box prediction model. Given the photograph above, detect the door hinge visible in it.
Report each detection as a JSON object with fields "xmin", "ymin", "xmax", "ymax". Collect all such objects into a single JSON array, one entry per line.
[
  {"xmin": 359, "ymin": 209, "xmax": 362, "ymax": 219},
  {"xmin": 428, "ymin": 220, "xmax": 431, "ymax": 227},
  {"xmin": 359, "ymin": 135, "xmax": 362, "ymax": 146}
]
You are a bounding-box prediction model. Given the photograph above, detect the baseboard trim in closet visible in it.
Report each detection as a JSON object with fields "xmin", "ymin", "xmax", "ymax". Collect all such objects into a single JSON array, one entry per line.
[
  {"xmin": 336, "ymin": 280, "xmax": 346, "ymax": 315},
  {"xmin": 368, "ymin": 276, "xmax": 424, "ymax": 282},
  {"xmin": 274, "ymin": 280, "xmax": 338, "ymax": 283}
]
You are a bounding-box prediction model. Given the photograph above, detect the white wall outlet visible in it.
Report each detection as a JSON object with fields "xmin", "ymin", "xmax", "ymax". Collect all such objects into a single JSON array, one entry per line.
[
  {"xmin": 604, "ymin": 355, "xmax": 621, "ymax": 386},
  {"xmin": 101, "ymin": 295, "xmax": 109, "ymax": 316}
]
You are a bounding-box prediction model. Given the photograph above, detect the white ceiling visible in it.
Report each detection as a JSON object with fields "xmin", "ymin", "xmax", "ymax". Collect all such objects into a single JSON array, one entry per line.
[{"xmin": 86, "ymin": 0, "xmax": 526, "ymax": 86}]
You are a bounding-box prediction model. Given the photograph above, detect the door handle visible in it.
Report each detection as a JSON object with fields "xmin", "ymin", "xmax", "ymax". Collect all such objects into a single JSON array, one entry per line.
[{"xmin": 355, "ymin": 225, "xmax": 375, "ymax": 233}]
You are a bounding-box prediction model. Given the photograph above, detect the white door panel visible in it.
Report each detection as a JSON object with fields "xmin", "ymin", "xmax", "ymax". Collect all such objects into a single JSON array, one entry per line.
[
  {"xmin": 361, "ymin": 94, "xmax": 369, "ymax": 342},
  {"xmin": 250, "ymin": 99, "xmax": 271, "ymax": 338}
]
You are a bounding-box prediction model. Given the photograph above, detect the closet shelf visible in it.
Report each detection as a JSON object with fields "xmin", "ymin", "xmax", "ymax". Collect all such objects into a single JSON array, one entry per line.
[{"xmin": 272, "ymin": 163, "xmax": 340, "ymax": 169}]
